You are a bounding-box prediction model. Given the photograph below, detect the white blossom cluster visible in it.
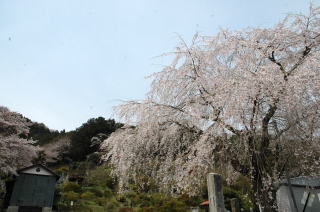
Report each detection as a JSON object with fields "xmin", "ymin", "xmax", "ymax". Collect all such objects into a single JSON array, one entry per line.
[
  {"xmin": 0, "ymin": 106, "xmax": 37, "ymax": 174},
  {"xmin": 101, "ymin": 124, "xmax": 204, "ymax": 194}
]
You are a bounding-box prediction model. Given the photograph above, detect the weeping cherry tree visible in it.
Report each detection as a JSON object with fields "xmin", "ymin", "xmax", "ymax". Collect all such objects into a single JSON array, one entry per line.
[{"xmin": 102, "ymin": 5, "xmax": 320, "ymax": 211}]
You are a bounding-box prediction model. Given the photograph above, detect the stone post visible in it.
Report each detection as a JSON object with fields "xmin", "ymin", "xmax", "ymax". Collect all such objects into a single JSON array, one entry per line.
[
  {"xmin": 259, "ymin": 205, "xmax": 265, "ymax": 212},
  {"xmin": 230, "ymin": 198, "xmax": 240, "ymax": 212},
  {"xmin": 42, "ymin": 207, "xmax": 53, "ymax": 212},
  {"xmin": 207, "ymin": 173, "xmax": 225, "ymax": 212},
  {"xmin": 7, "ymin": 206, "xmax": 19, "ymax": 212}
]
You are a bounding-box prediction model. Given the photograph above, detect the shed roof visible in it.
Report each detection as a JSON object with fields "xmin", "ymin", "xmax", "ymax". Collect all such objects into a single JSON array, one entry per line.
[
  {"xmin": 17, "ymin": 164, "xmax": 59, "ymax": 180},
  {"xmin": 278, "ymin": 176, "xmax": 320, "ymax": 188}
]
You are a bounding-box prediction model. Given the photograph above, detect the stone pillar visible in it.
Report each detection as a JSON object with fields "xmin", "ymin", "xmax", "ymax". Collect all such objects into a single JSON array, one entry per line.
[
  {"xmin": 42, "ymin": 207, "xmax": 52, "ymax": 212},
  {"xmin": 259, "ymin": 205, "xmax": 265, "ymax": 212},
  {"xmin": 190, "ymin": 207, "xmax": 200, "ymax": 212},
  {"xmin": 207, "ymin": 173, "xmax": 225, "ymax": 212},
  {"xmin": 7, "ymin": 206, "xmax": 19, "ymax": 212},
  {"xmin": 231, "ymin": 198, "xmax": 240, "ymax": 212}
]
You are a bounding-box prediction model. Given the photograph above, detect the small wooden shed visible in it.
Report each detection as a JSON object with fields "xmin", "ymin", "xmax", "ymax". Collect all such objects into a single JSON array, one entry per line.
[{"xmin": 7, "ymin": 164, "xmax": 59, "ymax": 212}]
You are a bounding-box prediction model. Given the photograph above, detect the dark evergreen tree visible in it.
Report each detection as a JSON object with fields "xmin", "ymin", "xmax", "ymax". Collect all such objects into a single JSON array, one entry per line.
[
  {"xmin": 69, "ymin": 117, "xmax": 122, "ymax": 161},
  {"xmin": 28, "ymin": 122, "xmax": 64, "ymax": 145}
]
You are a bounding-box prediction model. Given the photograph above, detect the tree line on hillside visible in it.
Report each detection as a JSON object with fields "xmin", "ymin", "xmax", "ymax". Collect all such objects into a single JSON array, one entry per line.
[{"xmin": 27, "ymin": 116, "xmax": 123, "ymax": 164}]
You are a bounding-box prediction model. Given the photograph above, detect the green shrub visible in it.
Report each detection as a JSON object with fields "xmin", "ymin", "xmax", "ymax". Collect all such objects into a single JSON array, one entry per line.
[
  {"xmin": 83, "ymin": 165, "xmax": 117, "ymax": 190},
  {"xmin": 80, "ymin": 191, "xmax": 95, "ymax": 200},
  {"xmin": 82, "ymin": 186, "xmax": 105, "ymax": 197},
  {"xmin": 118, "ymin": 208, "xmax": 133, "ymax": 212},
  {"xmin": 62, "ymin": 191, "xmax": 80, "ymax": 201},
  {"xmin": 53, "ymin": 165, "xmax": 69, "ymax": 175},
  {"xmin": 157, "ymin": 198, "xmax": 189, "ymax": 212},
  {"xmin": 223, "ymin": 186, "xmax": 252, "ymax": 211},
  {"xmin": 64, "ymin": 181, "xmax": 81, "ymax": 192}
]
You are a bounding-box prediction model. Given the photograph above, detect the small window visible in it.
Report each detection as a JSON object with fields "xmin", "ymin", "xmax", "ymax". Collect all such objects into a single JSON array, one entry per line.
[{"xmin": 36, "ymin": 167, "xmax": 41, "ymax": 172}]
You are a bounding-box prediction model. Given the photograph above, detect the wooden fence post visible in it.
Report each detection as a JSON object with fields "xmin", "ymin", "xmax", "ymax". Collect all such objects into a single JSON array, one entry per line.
[
  {"xmin": 230, "ymin": 198, "xmax": 240, "ymax": 212},
  {"xmin": 207, "ymin": 173, "xmax": 225, "ymax": 212}
]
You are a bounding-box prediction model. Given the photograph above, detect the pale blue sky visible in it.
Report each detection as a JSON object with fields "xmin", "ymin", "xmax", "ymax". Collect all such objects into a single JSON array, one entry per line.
[{"xmin": 0, "ymin": 0, "xmax": 317, "ymax": 131}]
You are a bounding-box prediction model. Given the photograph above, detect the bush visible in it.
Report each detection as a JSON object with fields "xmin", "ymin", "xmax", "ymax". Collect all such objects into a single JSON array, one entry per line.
[
  {"xmin": 156, "ymin": 198, "xmax": 189, "ymax": 212},
  {"xmin": 54, "ymin": 164, "xmax": 252, "ymax": 212},
  {"xmin": 118, "ymin": 208, "xmax": 133, "ymax": 212},
  {"xmin": 223, "ymin": 186, "xmax": 252, "ymax": 211},
  {"xmin": 63, "ymin": 181, "xmax": 81, "ymax": 192},
  {"xmin": 80, "ymin": 191, "xmax": 95, "ymax": 200},
  {"xmin": 62, "ymin": 191, "xmax": 80, "ymax": 201},
  {"xmin": 83, "ymin": 165, "xmax": 117, "ymax": 190},
  {"xmin": 53, "ymin": 165, "xmax": 69, "ymax": 175}
]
